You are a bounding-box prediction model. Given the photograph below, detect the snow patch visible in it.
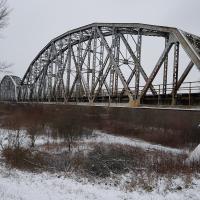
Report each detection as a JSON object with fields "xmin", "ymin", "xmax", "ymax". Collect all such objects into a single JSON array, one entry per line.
[
  {"xmin": 0, "ymin": 164, "xmax": 200, "ymax": 200},
  {"xmin": 187, "ymin": 144, "xmax": 200, "ymax": 163},
  {"xmin": 85, "ymin": 130, "xmax": 187, "ymax": 155}
]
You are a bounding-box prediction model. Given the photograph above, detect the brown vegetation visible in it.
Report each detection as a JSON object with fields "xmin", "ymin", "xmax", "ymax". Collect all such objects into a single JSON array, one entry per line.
[
  {"xmin": 2, "ymin": 147, "xmax": 46, "ymax": 171},
  {"xmin": 0, "ymin": 102, "xmax": 199, "ymax": 191},
  {"xmin": 0, "ymin": 102, "xmax": 199, "ymax": 149},
  {"xmin": 2, "ymin": 142, "xmax": 199, "ymax": 178}
]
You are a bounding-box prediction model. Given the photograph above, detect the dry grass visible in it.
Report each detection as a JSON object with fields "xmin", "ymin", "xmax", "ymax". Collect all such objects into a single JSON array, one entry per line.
[
  {"xmin": 2, "ymin": 142, "xmax": 199, "ymax": 177},
  {"xmin": 2, "ymin": 147, "xmax": 47, "ymax": 171},
  {"xmin": 0, "ymin": 102, "xmax": 200, "ymax": 191},
  {"xmin": 82, "ymin": 143, "xmax": 200, "ymax": 177},
  {"xmin": 1, "ymin": 138, "xmax": 200, "ymax": 192}
]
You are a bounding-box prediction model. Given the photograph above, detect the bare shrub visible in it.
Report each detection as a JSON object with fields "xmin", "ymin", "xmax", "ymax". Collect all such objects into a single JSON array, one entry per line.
[
  {"xmin": 1, "ymin": 137, "xmax": 200, "ymax": 192},
  {"xmin": 82, "ymin": 144, "xmax": 143, "ymax": 178},
  {"xmin": 0, "ymin": 129, "xmax": 26, "ymax": 150},
  {"xmin": 2, "ymin": 147, "xmax": 46, "ymax": 171},
  {"xmin": 79, "ymin": 143, "xmax": 200, "ymax": 179}
]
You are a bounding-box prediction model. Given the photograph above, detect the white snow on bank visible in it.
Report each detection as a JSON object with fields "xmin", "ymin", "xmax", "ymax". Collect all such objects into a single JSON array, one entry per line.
[
  {"xmin": 0, "ymin": 128, "xmax": 65, "ymax": 149},
  {"xmin": 34, "ymin": 135, "xmax": 65, "ymax": 146},
  {"xmin": 1, "ymin": 129, "xmax": 200, "ymax": 199},
  {"xmin": 0, "ymin": 129, "xmax": 28, "ymax": 148},
  {"xmin": 0, "ymin": 165, "xmax": 200, "ymax": 200},
  {"xmin": 187, "ymin": 144, "xmax": 200, "ymax": 163},
  {"xmin": 0, "ymin": 128, "xmax": 186, "ymax": 155},
  {"xmin": 85, "ymin": 130, "xmax": 187, "ymax": 155}
]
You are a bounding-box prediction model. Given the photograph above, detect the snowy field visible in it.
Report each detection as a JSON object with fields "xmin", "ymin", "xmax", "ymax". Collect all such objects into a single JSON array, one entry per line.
[
  {"xmin": 0, "ymin": 164, "xmax": 200, "ymax": 200},
  {"xmin": 0, "ymin": 129, "xmax": 200, "ymax": 200},
  {"xmin": 84, "ymin": 130, "xmax": 187, "ymax": 154}
]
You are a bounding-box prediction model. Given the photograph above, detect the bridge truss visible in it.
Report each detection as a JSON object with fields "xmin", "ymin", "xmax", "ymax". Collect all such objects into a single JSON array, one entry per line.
[{"xmin": 19, "ymin": 23, "xmax": 200, "ymax": 106}]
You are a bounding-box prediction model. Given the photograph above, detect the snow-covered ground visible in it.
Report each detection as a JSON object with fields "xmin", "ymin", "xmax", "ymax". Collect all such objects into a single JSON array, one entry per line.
[
  {"xmin": 0, "ymin": 128, "xmax": 200, "ymax": 199},
  {"xmin": 86, "ymin": 130, "xmax": 187, "ymax": 154},
  {"xmin": 187, "ymin": 144, "xmax": 200, "ymax": 163},
  {"xmin": 0, "ymin": 128, "xmax": 187, "ymax": 154},
  {"xmin": 0, "ymin": 163, "xmax": 200, "ymax": 200}
]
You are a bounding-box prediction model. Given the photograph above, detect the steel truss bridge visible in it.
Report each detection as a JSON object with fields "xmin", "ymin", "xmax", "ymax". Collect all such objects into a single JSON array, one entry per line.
[{"xmin": 1, "ymin": 23, "xmax": 200, "ymax": 106}]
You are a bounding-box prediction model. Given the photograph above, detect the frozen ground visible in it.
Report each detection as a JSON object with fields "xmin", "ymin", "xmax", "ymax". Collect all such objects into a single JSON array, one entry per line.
[
  {"xmin": 0, "ymin": 163, "xmax": 200, "ymax": 200},
  {"xmin": 0, "ymin": 129, "xmax": 187, "ymax": 154},
  {"xmin": 86, "ymin": 130, "xmax": 188, "ymax": 154},
  {"xmin": 0, "ymin": 129, "xmax": 200, "ymax": 200},
  {"xmin": 187, "ymin": 144, "xmax": 200, "ymax": 163}
]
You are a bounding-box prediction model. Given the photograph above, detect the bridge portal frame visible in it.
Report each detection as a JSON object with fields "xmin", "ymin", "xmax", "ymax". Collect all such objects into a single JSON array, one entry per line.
[{"xmin": 0, "ymin": 75, "xmax": 21, "ymax": 101}]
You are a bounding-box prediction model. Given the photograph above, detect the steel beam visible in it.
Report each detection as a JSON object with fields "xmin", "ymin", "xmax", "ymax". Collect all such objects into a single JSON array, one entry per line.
[
  {"xmin": 172, "ymin": 42, "xmax": 180, "ymax": 100},
  {"xmin": 174, "ymin": 30, "xmax": 200, "ymax": 71},
  {"xmin": 91, "ymin": 54, "xmax": 110, "ymax": 97},
  {"xmin": 163, "ymin": 37, "xmax": 169, "ymax": 95},
  {"xmin": 175, "ymin": 61, "xmax": 194, "ymax": 93},
  {"xmin": 92, "ymin": 28, "xmax": 97, "ymax": 90},
  {"xmin": 96, "ymin": 27, "xmax": 133, "ymax": 101},
  {"xmin": 114, "ymin": 35, "xmax": 120, "ymax": 96},
  {"xmin": 135, "ymin": 30, "xmax": 142, "ymax": 98},
  {"xmin": 18, "ymin": 23, "xmax": 200, "ymax": 105},
  {"xmin": 71, "ymin": 47, "xmax": 91, "ymax": 101},
  {"xmin": 119, "ymin": 33, "xmax": 157, "ymax": 96},
  {"xmin": 139, "ymin": 41, "xmax": 173, "ymax": 100},
  {"xmin": 66, "ymin": 37, "xmax": 72, "ymax": 98}
]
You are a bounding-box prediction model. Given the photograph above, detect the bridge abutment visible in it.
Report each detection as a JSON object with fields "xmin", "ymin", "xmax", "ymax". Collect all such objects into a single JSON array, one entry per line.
[{"xmin": 129, "ymin": 99, "xmax": 140, "ymax": 107}]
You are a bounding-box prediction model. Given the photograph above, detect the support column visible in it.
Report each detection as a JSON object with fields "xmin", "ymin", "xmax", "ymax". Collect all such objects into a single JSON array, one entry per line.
[
  {"xmin": 99, "ymin": 41, "xmax": 104, "ymax": 97},
  {"xmin": 114, "ymin": 34, "xmax": 120, "ymax": 96},
  {"xmin": 135, "ymin": 30, "xmax": 142, "ymax": 99},
  {"xmin": 76, "ymin": 32, "xmax": 83, "ymax": 99},
  {"xmin": 91, "ymin": 28, "xmax": 97, "ymax": 95},
  {"xmin": 87, "ymin": 38, "xmax": 91, "ymax": 91},
  {"xmin": 109, "ymin": 29, "xmax": 116, "ymax": 96},
  {"xmin": 163, "ymin": 37, "xmax": 169, "ymax": 95},
  {"xmin": 172, "ymin": 42, "xmax": 179, "ymax": 105},
  {"xmin": 65, "ymin": 36, "xmax": 72, "ymax": 100}
]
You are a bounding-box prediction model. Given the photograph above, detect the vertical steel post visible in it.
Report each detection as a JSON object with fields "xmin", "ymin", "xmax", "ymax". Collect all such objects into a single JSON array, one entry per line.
[
  {"xmin": 109, "ymin": 29, "xmax": 116, "ymax": 96},
  {"xmin": 163, "ymin": 37, "xmax": 169, "ymax": 95},
  {"xmin": 91, "ymin": 28, "xmax": 97, "ymax": 94},
  {"xmin": 66, "ymin": 36, "xmax": 71, "ymax": 99},
  {"xmin": 189, "ymin": 82, "xmax": 191, "ymax": 106},
  {"xmin": 99, "ymin": 40, "xmax": 104, "ymax": 97},
  {"xmin": 135, "ymin": 30, "xmax": 142, "ymax": 99},
  {"xmin": 76, "ymin": 32, "xmax": 83, "ymax": 99},
  {"xmin": 87, "ymin": 37, "xmax": 91, "ymax": 91},
  {"xmin": 158, "ymin": 84, "xmax": 160, "ymax": 105},
  {"xmin": 47, "ymin": 62, "xmax": 53, "ymax": 101},
  {"xmin": 114, "ymin": 34, "xmax": 120, "ymax": 96},
  {"xmin": 172, "ymin": 42, "xmax": 179, "ymax": 105},
  {"xmin": 56, "ymin": 43, "xmax": 64, "ymax": 99}
]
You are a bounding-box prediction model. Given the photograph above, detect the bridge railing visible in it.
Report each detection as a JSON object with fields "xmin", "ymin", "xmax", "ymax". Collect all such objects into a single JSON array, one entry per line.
[
  {"xmin": 145, "ymin": 81, "xmax": 200, "ymax": 95},
  {"xmin": 96, "ymin": 81, "xmax": 200, "ymax": 96},
  {"xmin": 94, "ymin": 81, "xmax": 200, "ymax": 105}
]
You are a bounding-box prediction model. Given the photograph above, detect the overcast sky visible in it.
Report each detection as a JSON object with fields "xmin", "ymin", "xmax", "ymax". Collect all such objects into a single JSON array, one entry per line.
[{"xmin": 0, "ymin": 0, "xmax": 200, "ymax": 81}]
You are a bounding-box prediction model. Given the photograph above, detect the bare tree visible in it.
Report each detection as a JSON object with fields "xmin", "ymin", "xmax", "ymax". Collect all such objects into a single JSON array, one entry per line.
[
  {"xmin": 0, "ymin": 0, "xmax": 11, "ymax": 72},
  {"xmin": 0, "ymin": 0, "xmax": 9, "ymax": 30},
  {"xmin": 0, "ymin": 61, "xmax": 11, "ymax": 72}
]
